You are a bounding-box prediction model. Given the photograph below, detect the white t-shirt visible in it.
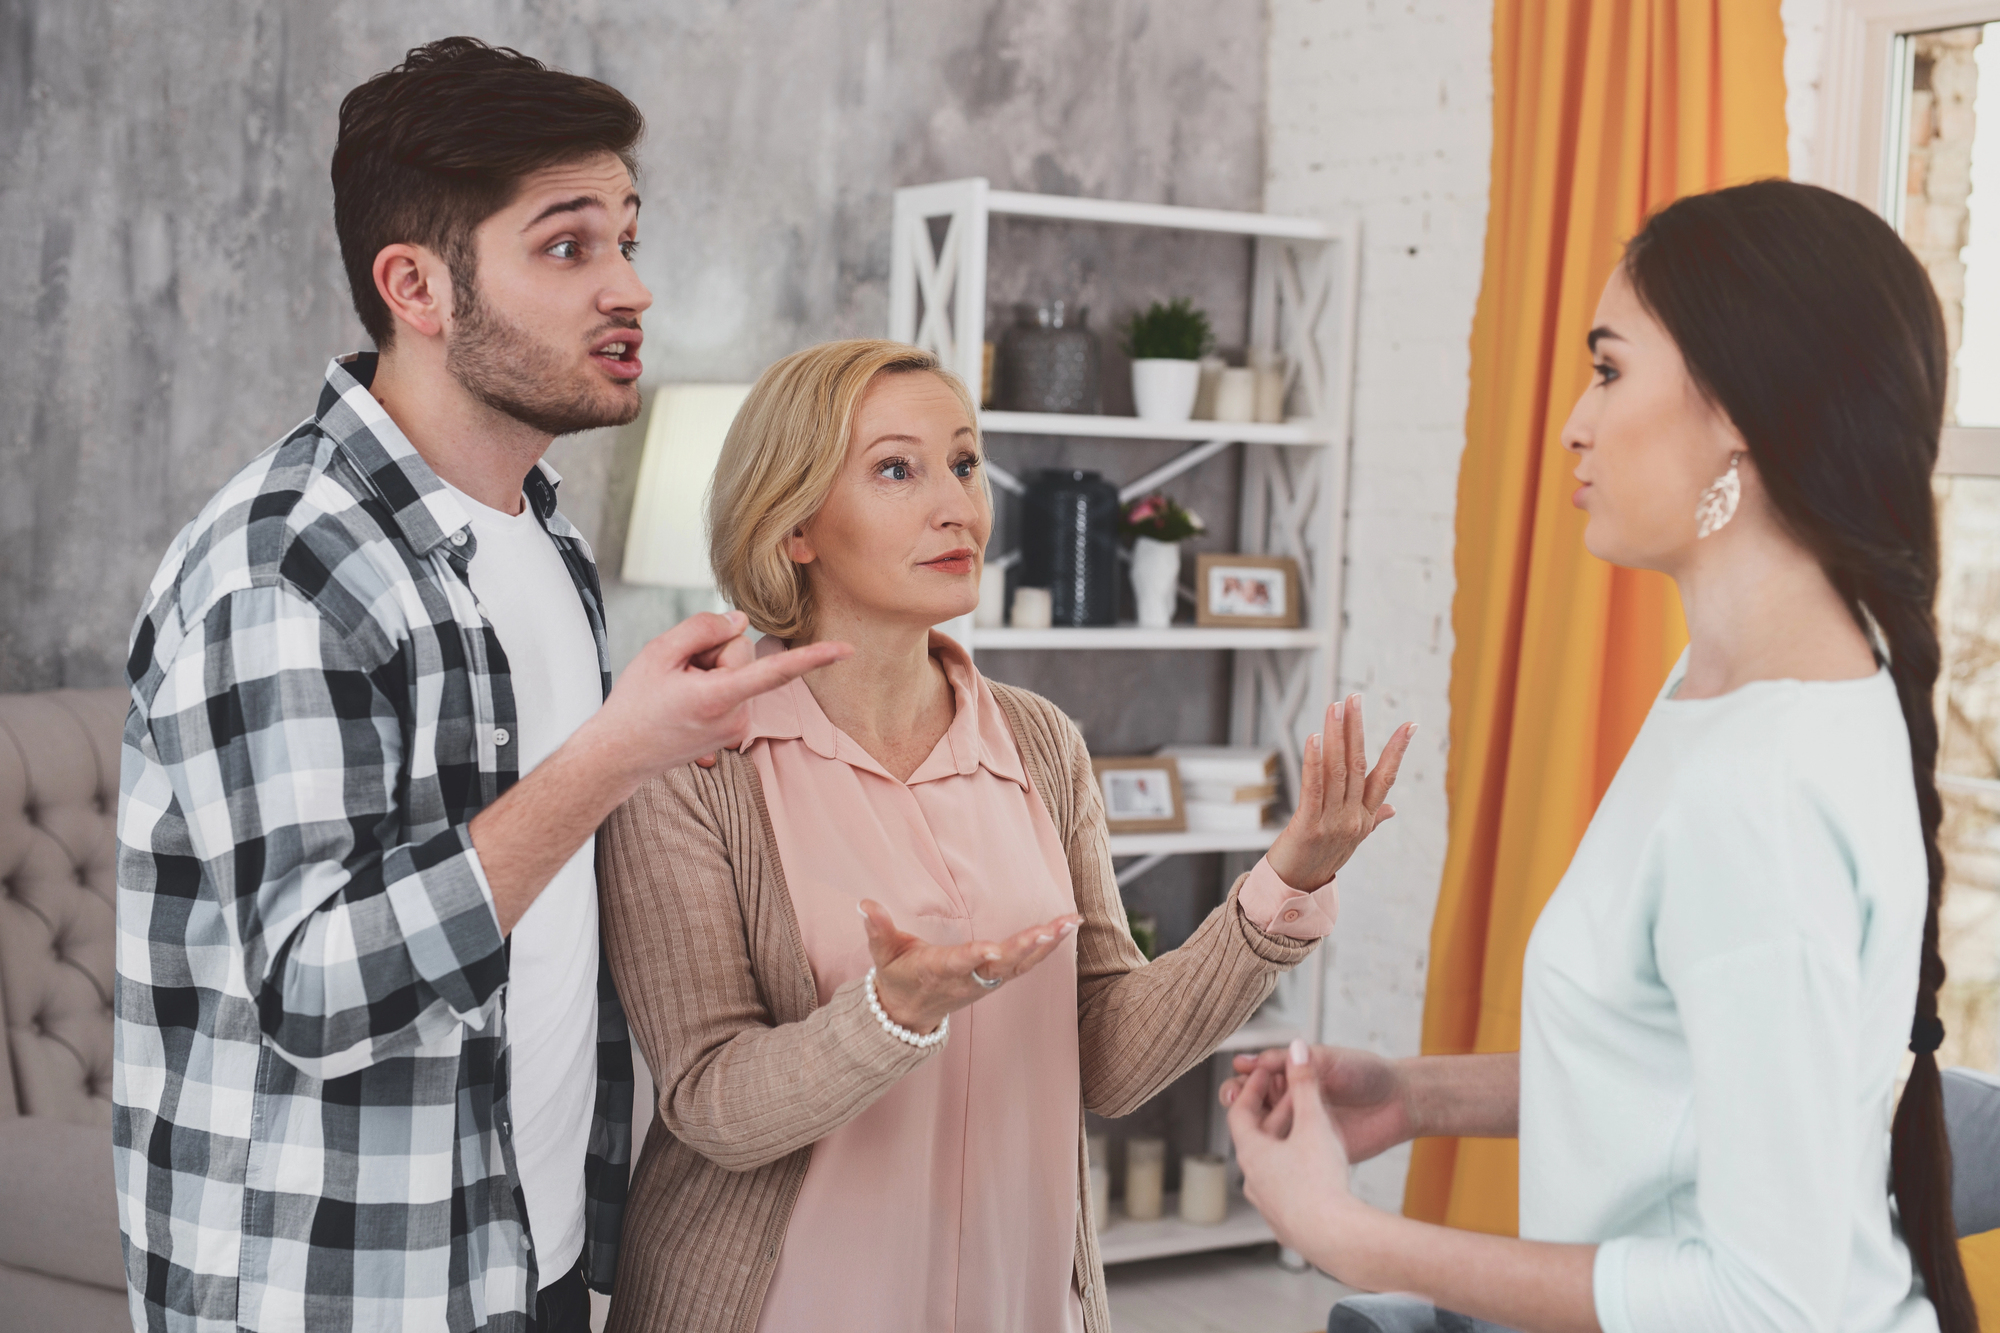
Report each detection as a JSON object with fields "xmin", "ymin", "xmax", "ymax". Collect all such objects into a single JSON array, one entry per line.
[
  {"xmin": 447, "ymin": 478, "xmax": 602, "ymax": 1283},
  {"xmin": 1520, "ymin": 652, "xmax": 1936, "ymax": 1333}
]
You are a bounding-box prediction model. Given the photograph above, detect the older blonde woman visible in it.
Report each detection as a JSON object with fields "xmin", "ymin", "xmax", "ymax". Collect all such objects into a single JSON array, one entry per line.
[{"xmin": 598, "ymin": 338, "xmax": 1413, "ymax": 1333}]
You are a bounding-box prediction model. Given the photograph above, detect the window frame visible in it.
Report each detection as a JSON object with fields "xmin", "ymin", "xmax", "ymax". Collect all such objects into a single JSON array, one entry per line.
[{"xmin": 1819, "ymin": 0, "xmax": 2000, "ymax": 475}]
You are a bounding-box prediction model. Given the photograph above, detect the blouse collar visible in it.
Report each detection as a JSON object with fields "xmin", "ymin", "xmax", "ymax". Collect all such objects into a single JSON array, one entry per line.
[{"xmin": 739, "ymin": 629, "xmax": 1030, "ymax": 790}]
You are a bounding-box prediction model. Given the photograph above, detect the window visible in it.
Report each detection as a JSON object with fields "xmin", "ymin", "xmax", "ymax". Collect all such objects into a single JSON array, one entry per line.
[{"xmin": 1833, "ymin": 3, "xmax": 2000, "ymax": 1071}]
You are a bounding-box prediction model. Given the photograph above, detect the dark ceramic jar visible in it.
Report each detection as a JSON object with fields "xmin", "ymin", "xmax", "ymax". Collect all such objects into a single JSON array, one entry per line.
[
  {"xmin": 997, "ymin": 301, "xmax": 1101, "ymax": 414},
  {"xmin": 1021, "ymin": 468, "xmax": 1120, "ymax": 626}
]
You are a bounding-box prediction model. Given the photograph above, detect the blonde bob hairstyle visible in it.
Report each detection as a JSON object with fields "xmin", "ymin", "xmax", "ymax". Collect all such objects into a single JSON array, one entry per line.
[{"xmin": 707, "ymin": 339, "xmax": 982, "ymax": 640}]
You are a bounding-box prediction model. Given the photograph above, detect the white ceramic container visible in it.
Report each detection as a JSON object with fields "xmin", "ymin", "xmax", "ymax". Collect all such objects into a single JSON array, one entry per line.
[
  {"xmin": 1129, "ymin": 536, "xmax": 1181, "ymax": 629},
  {"xmin": 1130, "ymin": 358, "xmax": 1201, "ymax": 422}
]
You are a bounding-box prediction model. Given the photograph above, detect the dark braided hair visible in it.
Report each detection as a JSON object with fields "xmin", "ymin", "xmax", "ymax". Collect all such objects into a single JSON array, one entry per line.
[{"xmin": 1625, "ymin": 179, "xmax": 1973, "ymax": 1332}]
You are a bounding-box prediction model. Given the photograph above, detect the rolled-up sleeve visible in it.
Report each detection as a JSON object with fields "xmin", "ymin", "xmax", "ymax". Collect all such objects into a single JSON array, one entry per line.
[{"xmin": 145, "ymin": 582, "xmax": 506, "ymax": 1080}]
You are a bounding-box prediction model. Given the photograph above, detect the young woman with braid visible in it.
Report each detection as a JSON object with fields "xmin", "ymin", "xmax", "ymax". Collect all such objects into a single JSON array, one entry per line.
[{"xmin": 1224, "ymin": 179, "xmax": 1976, "ymax": 1333}]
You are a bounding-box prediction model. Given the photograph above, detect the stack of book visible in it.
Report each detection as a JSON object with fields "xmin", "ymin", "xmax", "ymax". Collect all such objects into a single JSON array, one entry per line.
[{"xmin": 1158, "ymin": 745, "xmax": 1280, "ymax": 833}]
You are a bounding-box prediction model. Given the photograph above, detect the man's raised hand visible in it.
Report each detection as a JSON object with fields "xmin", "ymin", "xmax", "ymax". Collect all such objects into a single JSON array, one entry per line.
[{"xmin": 592, "ymin": 611, "xmax": 851, "ymax": 785}]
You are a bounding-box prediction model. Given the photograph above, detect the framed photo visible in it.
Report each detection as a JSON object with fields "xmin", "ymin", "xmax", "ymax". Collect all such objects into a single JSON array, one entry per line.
[
  {"xmin": 1195, "ymin": 554, "xmax": 1302, "ymax": 628},
  {"xmin": 1091, "ymin": 755, "xmax": 1186, "ymax": 834}
]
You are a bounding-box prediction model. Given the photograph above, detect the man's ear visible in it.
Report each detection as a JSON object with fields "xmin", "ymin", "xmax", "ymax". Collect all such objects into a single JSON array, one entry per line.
[{"xmin": 372, "ymin": 243, "xmax": 455, "ymax": 341}]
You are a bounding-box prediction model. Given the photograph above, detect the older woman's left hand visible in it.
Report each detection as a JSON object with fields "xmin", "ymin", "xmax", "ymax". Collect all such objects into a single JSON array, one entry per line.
[
  {"xmin": 1265, "ymin": 695, "xmax": 1413, "ymax": 893},
  {"xmin": 1228, "ymin": 1039, "xmax": 1367, "ymax": 1272}
]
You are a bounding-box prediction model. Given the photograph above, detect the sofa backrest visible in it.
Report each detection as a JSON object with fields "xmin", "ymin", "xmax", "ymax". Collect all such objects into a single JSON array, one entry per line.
[
  {"xmin": 0, "ymin": 689, "xmax": 126, "ymax": 1123},
  {"xmin": 1946, "ymin": 1066, "xmax": 2000, "ymax": 1237}
]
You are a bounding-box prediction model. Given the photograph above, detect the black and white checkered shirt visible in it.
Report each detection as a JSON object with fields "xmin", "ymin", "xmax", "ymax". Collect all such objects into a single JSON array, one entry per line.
[{"xmin": 114, "ymin": 352, "xmax": 632, "ymax": 1332}]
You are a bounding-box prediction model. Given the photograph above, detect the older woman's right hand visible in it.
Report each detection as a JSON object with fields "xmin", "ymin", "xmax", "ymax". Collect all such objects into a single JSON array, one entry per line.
[{"xmin": 859, "ymin": 899, "xmax": 1080, "ymax": 1035}]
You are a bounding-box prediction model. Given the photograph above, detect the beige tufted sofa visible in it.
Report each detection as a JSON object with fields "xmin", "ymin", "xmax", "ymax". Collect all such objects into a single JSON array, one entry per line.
[{"xmin": 0, "ymin": 689, "xmax": 131, "ymax": 1331}]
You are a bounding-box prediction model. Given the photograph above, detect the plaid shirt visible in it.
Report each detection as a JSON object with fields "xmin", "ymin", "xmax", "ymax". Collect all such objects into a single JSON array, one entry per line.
[{"xmin": 114, "ymin": 353, "xmax": 632, "ymax": 1333}]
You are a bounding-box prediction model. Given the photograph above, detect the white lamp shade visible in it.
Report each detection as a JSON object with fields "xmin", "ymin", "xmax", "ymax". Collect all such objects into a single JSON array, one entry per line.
[{"xmin": 621, "ymin": 383, "xmax": 753, "ymax": 587}]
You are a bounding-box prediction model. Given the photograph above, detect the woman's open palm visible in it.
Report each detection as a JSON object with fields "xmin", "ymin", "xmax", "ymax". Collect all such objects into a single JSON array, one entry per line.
[
  {"xmin": 860, "ymin": 899, "xmax": 1079, "ymax": 1035},
  {"xmin": 1265, "ymin": 695, "xmax": 1413, "ymax": 892}
]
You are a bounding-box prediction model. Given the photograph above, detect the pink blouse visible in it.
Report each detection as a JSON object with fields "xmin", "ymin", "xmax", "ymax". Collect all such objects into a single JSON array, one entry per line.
[{"xmin": 742, "ymin": 633, "xmax": 1335, "ymax": 1332}]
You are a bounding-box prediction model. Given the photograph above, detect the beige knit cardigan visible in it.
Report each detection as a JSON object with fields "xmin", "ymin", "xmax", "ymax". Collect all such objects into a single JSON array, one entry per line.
[{"xmin": 596, "ymin": 681, "xmax": 1317, "ymax": 1333}]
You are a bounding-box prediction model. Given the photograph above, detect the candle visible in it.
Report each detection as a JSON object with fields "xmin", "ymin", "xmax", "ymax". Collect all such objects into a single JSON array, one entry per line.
[
  {"xmin": 975, "ymin": 561, "xmax": 1009, "ymax": 628},
  {"xmin": 1009, "ymin": 585, "xmax": 1053, "ymax": 629},
  {"xmin": 1251, "ymin": 352, "xmax": 1288, "ymax": 423},
  {"xmin": 1190, "ymin": 355, "xmax": 1227, "ymax": 419},
  {"xmin": 1179, "ymin": 1153, "xmax": 1229, "ymax": 1225},
  {"xmin": 1213, "ymin": 367, "xmax": 1256, "ymax": 423},
  {"xmin": 1124, "ymin": 1137, "xmax": 1165, "ymax": 1221}
]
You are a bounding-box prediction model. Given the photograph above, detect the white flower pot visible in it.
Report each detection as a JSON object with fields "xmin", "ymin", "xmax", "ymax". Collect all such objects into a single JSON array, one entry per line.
[
  {"xmin": 1129, "ymin": 536, "xmax": 1182, "ymax": 629},
  {"xmin": 1130, "ymin": 359, "xmax": 1201, "ymax": 422}
]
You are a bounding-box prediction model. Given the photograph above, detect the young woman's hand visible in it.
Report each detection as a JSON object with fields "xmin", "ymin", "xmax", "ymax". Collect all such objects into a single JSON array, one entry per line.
[
  {"xmin": 1265, "ymin": 695, "xmax": 1413, "ymax": 892},
  {"xmin": 1227, "ymin": 1040, "xmax": 1369, "ymax": 1264},
  {"xmin": 860, "ymin": 900, "xmax": 1080, "ymax": 1035},
  {"xmin": 1219, "ymin": 1043, "xmax": 1414, "ymax": 1163}
]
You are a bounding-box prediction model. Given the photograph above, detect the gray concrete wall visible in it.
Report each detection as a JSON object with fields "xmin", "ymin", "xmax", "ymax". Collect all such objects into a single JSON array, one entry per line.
[{"xmin": 0, "ymin": 0, "xmax": 1266, "ymax": 708}]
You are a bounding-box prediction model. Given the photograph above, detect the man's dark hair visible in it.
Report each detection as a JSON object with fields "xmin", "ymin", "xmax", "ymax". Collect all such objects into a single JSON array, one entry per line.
[{"xmin": 332, "ymin": 37, "xmax": 644, "ymax": 347}]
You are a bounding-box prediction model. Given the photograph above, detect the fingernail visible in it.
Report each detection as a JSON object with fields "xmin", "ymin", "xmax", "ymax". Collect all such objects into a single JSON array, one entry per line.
[
  {"xmin": 1061, "ymin": 920, "xmax": 1079, "ymax": 936},
  {"xmin": 856, "ymin": 903, "xmax": 868, "ymax": 917},
  {"xmin": 1289, "ymin": 1038, "xmax": 1309, "ymax": 1065},
  {"xmin": 1037, "ymin": 933, "xmax": 1054, "ymax": 944},
  {"xmin": 1333, "ymin": 701, "xmax": 1343, "ymax": 720},
  {"xmin": 1221, "ymin": 1086, "xmax": 1236, "ymax": 1106},
  {"xmin": 985, "ymin": 949, "xmax": 1002, "ymax": 961},
  {"xmin": 1308, "ymin": 733, "xmax": 1321, "ymax": 752},
  {"xmin": 1408, "ymin": 722, "xmax": 1419, "ymax": 737}
]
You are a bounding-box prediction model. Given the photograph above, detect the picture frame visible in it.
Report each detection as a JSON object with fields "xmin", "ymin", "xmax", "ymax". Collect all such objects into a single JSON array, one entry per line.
[
  {"xmin": 1091, "ymin": 755, "xmax": 1186, "ymax": 834},
  {"xmin": 1194, "ymin": 553, "xmax": 1302, "ymax": 628}
]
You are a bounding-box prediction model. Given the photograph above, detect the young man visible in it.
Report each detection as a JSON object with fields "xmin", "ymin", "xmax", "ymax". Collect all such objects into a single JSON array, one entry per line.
[{"xmin": 112, "ymin": 39, "xmax": 844, "ymax": 1333}]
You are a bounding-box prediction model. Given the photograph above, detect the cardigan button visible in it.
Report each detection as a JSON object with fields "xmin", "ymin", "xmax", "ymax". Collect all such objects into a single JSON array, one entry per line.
[{"xmin": 1282, "ymin": 908, "xmax": 1301, "ymax": 923}]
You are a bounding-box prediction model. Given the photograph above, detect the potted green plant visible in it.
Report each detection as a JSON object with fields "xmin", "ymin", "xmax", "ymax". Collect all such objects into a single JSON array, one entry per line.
[
  {"xmin": 1121, "ymin": 297, "xmax": 1214, "ymax": 422},
  {"xmin": 1120, "ymin": 492, "xmax": 1206, "ymax": 628}
]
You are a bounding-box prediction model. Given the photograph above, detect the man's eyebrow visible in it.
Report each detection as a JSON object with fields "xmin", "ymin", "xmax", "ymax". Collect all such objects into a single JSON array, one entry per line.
[
  {"xmin": 522, "ymin": 192, "xmax": 644, "ymax": 232},
  {"xmin": 1587, "ymin": 325, "xmax": 1625, "ymax": 352}
]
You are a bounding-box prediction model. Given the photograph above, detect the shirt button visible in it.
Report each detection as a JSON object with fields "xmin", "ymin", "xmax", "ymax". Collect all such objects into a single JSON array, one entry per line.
[
  {"xmin": 1282, "ymin": 909, "xmax": 1302, "ymax": 923},
  {"xmin": 449, "ymin": 530, "xmax": 468, "ymax": 546},
  {"xmin": 493, "ymin": 728, "xmax": 511, "ymax": 747}
]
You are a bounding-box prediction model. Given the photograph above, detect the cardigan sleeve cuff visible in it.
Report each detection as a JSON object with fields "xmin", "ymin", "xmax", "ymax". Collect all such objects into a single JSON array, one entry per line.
[
  {"xmin": 1234, "ymin": 856, "xmax": 1338, "ymax": 939},
  {"xmin": 825, "ymin": 975, "xmax": 945, "ymax": 1075}
]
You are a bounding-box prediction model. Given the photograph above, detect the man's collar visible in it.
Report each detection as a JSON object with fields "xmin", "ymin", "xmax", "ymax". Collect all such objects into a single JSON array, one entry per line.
[{"xmin": 316, "ymin": 352, "xmax": 570, "ymax": 552}]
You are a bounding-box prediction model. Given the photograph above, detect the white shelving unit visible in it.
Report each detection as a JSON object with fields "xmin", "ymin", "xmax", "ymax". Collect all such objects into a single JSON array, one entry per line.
[
  {"xmin": 1096, "ymin": 1192, "xmax": 1277, "ymax": 1266},
  {"xmin": 889, "ymin": 178, "xmax": 1359, "ymax": 1266}
]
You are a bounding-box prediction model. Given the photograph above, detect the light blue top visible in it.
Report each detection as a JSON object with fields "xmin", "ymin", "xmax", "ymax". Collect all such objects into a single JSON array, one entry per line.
[{"xmin": 1519, "ymin": 651, "xmax": 1938, "ymax": 1333}]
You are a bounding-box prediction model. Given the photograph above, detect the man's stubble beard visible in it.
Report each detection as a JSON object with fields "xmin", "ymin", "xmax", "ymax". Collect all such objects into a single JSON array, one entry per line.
[{"xmin": 444, "ymin": 264, "xmax": 642, "ymax": 437}]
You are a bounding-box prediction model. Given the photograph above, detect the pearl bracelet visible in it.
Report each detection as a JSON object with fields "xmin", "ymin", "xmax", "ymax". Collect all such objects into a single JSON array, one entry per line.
[{"xmin": 864, "ymin": 967, "xmax": 949, "ymax": 1049}]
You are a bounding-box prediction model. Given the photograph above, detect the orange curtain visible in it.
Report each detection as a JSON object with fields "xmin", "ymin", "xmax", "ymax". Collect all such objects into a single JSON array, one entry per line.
[{"xmin": 1405, "ymin": 0, "xmax": 1789, "ymax": 1235}]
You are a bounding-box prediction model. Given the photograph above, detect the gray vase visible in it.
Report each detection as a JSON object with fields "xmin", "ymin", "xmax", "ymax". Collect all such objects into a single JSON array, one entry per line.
[{"xmin": 997, "ymin": 301, "xmax": 1101, "ymax": 414}]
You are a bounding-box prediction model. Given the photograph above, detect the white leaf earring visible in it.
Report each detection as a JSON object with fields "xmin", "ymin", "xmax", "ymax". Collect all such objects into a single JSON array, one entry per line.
[{"xmin": 1695, "ymin": 454, "xmax": 1743, "ymax": 539}]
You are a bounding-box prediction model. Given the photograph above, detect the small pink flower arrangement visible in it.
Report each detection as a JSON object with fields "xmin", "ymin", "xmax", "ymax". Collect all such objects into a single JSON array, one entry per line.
[{"xmin": 1119, "ymin": 492, "xmax": 1206, "ymax": 543}]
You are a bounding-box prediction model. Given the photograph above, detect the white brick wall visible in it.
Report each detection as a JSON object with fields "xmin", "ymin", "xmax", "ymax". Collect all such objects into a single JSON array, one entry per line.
[
  {"xmin": 1265, "ymin": 0, "xmax": 1495, "ymax": 1209},
  {"xmin": 1783, "ymin": 0, "xmax": 1831, "ymax": 181}
]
